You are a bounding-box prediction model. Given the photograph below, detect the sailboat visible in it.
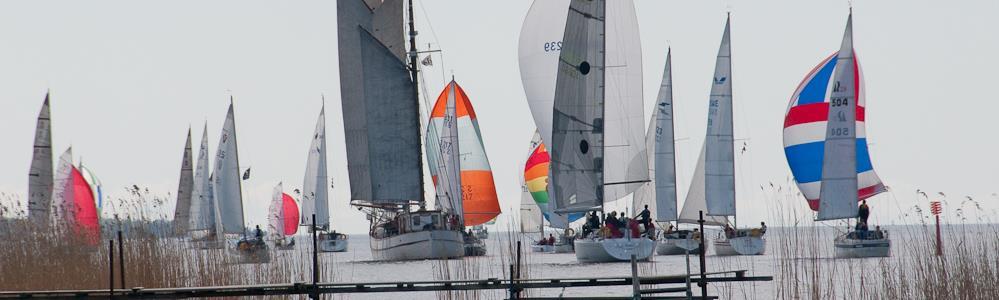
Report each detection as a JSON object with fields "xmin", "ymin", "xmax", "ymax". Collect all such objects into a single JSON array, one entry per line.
[
  {"xmin": 300, "ymin": 106, "xmax": 347, "ymax": 253},
  {"xmin": 50, "ymin": 147, "xmax": 100, "ymax": 245},
  {"xmin": 213, "ymin": 100, "xmax": 267, "ymax": 262},
  {"xmin": 521, "ymin": 130, "xmax": 583, "ymax": 253},
  {"xmin": 337, "ymin": 0, "xmax": 464, "ymax": 261},
  {"xmin": 28, "ymin": 93, "xmax": 53, "ymax": 226},
  {"xmin": 783, "ymin": 12, "xmax": 889, "ymax": 258},
  {"xmin": 187, "ymin": 123, "xmax": 221, "ymax": 248},
  {"xmin": 173, "ymin": 129, "xmax": 195, "ymax": 235},
  {"xmin": 683, "ymin": 15, "xmax": 766, "ymax": 256},
  {"xmin": 425, "ymin": 79, "xmax": 501, "ymax": 257},
  {"xmin": 546, "ymin": 0, "xmax": 655, "ymax": 263},
  {"xmin": 632, "ymin": 50, "xmax": 698, "ymax": 255},
  {"xmin": 269, "ymin": 183, "xmax": 300, "ymax": 250}
]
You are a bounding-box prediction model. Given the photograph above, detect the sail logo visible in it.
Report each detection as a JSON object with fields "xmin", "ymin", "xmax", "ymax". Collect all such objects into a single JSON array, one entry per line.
[
  {"xmin": 658, "ymin": 101, "xmax": 670, "ymax": 115},
  {"xmin": 714, "ymin": 77, "xmax": 727, "ymax": 85},
  {"xmin": 569, "ymin": 194, "xmax": 577, "ymax": 205}
]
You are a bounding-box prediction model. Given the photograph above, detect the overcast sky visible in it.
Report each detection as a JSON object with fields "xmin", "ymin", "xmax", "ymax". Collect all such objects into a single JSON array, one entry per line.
[{"xmin": 1, "ymin": 0, "xmax": 997, "ymax": 233}]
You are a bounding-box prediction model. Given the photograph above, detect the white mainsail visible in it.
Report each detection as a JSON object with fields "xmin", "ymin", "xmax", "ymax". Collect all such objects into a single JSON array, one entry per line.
[
  {"xmin": 28, "ymin": 93, "xmax": 53, "ymax": 223},
  {"xmin": 212, "ymin": 101, "xmax": 245, "ymax": 234},
  {"xmin": 634, "ymin": 50, "xmax": 679, "ymax": 222},
  {"xmin": 188, "ymin": 124, "xmax": 215, "ymax": 232},
  {"xmin": 704, "ymin": 16, "xmax": 736, "ymax": 217},
  {"xmin": 817, "ymin": 13, "xmax": 860, "ymax": 221},
  {"xmin": 337, "ymin": 0, "xmax": 422, "ymax": 205},
  {"xmin": 268, "ymin": 183, "xmax": 285, "ymax": 241},
  {"xmin": 50, "ymin": 147, "xmax": 74, "ymax": 228},
  {"xmin": 432, "ymin": 82, "xmax": 464, "ymax": 220},
  {"xmin": 173, "ymin": 129, "xmax": 195, "ymax": 233},
  {"xmin": 301, "ymin": 107, "xmax": 330, "ymax": 228},
  {"xmin": 550, "ymin": 0, "xmax": 648, "ymax": 213}
]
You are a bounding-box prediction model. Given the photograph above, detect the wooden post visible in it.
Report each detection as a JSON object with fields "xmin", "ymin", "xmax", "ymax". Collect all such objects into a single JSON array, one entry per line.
[
  {"xmin": 509, "ymin": 264, "xmax": 516, "ymax": 300},
  {"xmin": 698, "ymin": 210, "xmax": 707, "ymax": 300},
  {"xmin": 108, "ymin": 239, "xmax": 114, "ymax": 299},
  {"xmin": 117, "ymin": 230, "xmax": 125, "ymax": 289},
  {"xmin": 311, "ymin": 214, "xmax": 318, "ymax": 300},
  {"xmin": 515, "ymin": 241, "xmax": 522, "ymax": 299},
  {"xmin": 630, "ymin": 254, "xmax": 639, "ymax": 300},
  {"xmin": 935, "ymin": 214, "xmax": 943, "ymax": 256}
]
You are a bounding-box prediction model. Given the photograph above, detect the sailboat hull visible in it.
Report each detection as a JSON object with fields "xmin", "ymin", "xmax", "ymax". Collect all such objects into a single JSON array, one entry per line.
[
  {"xmin": 319, "ymin": 239, "xmax": 348, "ymax": 252},
  {"xmin": 834, "ymin": 233, "xmax": 890, "ymax": 258},
  {"xmin": 714, "ymin": 236, "xmax": 766, "ymax": 256},
  {"xmin": 657, "ymin": 237, "xmax": 700, "ymax": 255},
  {"xmin": 574, "ymin": 237, "xmax": 656, "ymax": 263},
  {"xmin": 370, "ymin": 230, "xmax": 464, "ymax": 261}
]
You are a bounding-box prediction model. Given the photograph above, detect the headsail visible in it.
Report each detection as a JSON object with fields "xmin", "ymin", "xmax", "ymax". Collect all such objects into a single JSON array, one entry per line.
[
  {"xmin": 678, "ymin": 145, "xmax": 729, "ymax": 226},
  {"xmin": 337, "ymin": 0, "xmax": 422, "ymax": 205},
  {"xmin": 173, "ymin": 129, "xmax": 195, "ymax": 234},
  {"xmin": 188, "ymin": 124, "xmax": 215, "ymax": 232},
  {"xmin": 782, "ymin": 14, "xmax": 884, "ymax": 214},
  {"xmin": 28, "ymin": 93, "xmax": 53, "ymax": 223},
  {"xmin": 212, "ymin": 101, "xmax": 245, "ymax": 234},
  {"xmin": 704, "ymin": 16, "xmax": 736, "ymax": 217},
  {"xmin": 425, "ymin": 80, "xmax": 501, "ymax": 226},
  {"xmin": 634, "ymin": 50, "xmax": 679, "ymax": 222},
  {"xmin": 518, "ymin": 0, "xmax": 570, "ymax": 147},
  {"xmin": 301, "ymin": 107, "xmax": 330, "ymax": 228}
]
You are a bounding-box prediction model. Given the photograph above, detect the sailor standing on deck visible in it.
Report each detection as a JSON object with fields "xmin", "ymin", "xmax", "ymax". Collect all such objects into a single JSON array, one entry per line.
[{"xmin": 858, "ymin": 200, "xmax": 870, "ymax": 225}]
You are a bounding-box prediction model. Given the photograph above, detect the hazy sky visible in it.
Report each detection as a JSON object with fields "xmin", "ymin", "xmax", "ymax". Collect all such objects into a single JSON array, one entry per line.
[{"xmin": 1, "ymin": 0, "xmax": 997, "ymax": 233}]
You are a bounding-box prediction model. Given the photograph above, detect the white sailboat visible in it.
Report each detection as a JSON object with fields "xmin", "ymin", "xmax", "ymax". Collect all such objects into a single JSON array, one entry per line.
[
  {"xmin": 213, "ymin": 100, "xmax": 267, "ymax": 262},
  {"xmin": 268, "ymin": 182, "xmax": 300, "ymax": 250},
  {"xmin": 782, "ymin": 12, "xmax": 889, "ymax": 258},
  {"xmin": 173, "ymin": 128, "xmax": 195, "ymax": 235},
  {"xmin": 545, "ymin": 0, "xmax": 655, "ymax": 263},
  {"xmin": 28, "ymin": 93, "xmax": 53, "ymax": 225},
  {"xmin": 300, "ymin": 105, "xmax": 347, "ymax": 252},
  {"xmin": 187, "ymin": 123, "xmax": 220, "ymax": 248},
  {"xmin": 337, "ymin": 0, "xmax": 463, "ymax": 261}
]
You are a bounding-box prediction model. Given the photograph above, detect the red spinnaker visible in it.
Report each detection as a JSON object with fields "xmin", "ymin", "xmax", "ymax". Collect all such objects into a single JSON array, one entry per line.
[
  {"xmin": 70, "ymin": 167, "xmax": 100, "ymax": 244},
  {"xmin": 282, "ymin": 193, "xmax": 299, "ymax": 235}
]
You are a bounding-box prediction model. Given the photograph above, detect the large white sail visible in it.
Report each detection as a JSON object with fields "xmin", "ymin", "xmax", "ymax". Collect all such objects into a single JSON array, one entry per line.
[
  {"xmin": 550, "ymin": 0, "xmax": 606, "ymax": 213},
  {"xmin": 704, "ymin": 16, "xmax": 736, "ymax": 217},
  {"xmin": 28, "ymin": 93, "xmax": 53, "ymax": 223},
  {"xmin": 517, "ymin": 0, "xmax": 569, "ymax": 147},
  {"xmin": 173, "ymin": 129, "xmax": 194, "ymax": 233},
  {"xmin": 188, "ymin": 124, "xmax": 215, "ymax": 231},
  {"xmin": 212, "ymin": 102, "xmax": 245, "ymax": 234},
  {"xmin": 268, "ymin": 183, "xmax": 285, "ymax": 241},
  {"xmin": 337, "ymin": 0, "xmax": 422, "ymax": 205},
  {"xmin": 634, "ymin": 50, "xmax": 679, "ymax": 222},
  {"xmin": 817, "ymin": 14, "xmax": 860, "ymax": 221},
  {"xmin": 678, "ymin": 145, "xmax": 729, "ymax": 226},
  {"xmin": 301, "ymin": 107, "xmax": 330, "ymax": 228},
  {"xmin": 50, "ymin": 147, "xmax": 73, "ymax": 228}
]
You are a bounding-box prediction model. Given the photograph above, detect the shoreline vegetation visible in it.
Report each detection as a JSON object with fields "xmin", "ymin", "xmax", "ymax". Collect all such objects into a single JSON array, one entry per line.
[{"xmin": 4, "ymin": 187, "xmax": 999, "ymax": 299}]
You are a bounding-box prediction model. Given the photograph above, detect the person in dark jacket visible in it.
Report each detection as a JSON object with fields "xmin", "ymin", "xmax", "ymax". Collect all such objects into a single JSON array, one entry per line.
[{"xmin": 858, "ymin": 200, "xmax": 870, "ymax": 224}]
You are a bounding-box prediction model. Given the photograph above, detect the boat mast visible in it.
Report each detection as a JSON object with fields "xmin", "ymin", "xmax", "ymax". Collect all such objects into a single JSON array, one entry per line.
[
  {"xmin": 599, "ymin": 0, "xmax": 608, "ymax": 215},
  {"xmin": 667, "ymin": 48, "xmax": 680, "ymax": 228},
  {"xmin": 726, "ymin": 12, "xmax": 737, "ymax": 229},
  {"xmin": 407, "ymin": 0, "xmax": 426, "ymax": 206}
]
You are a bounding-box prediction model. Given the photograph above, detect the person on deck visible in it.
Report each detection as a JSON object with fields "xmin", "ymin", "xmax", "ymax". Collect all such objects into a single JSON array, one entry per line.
[
  {"xmin": 724, "ymin": 224, "xmax": 735, "ymax": 239},
  {"xmin": 548, "ymin": 234, "xmax": 556, "ymax": 245},
  {"xmin": 255, "ymin": 225, "xmax": 263, "ymax": 240},
  {"xmin": 858, "ymin": 200, "xmax": 870, "ymax": 225},
  {"xmin": 855, "ymin": 221, "xmax": 869, "ymax": 239},
  {"xmin": 760, "ymin": 222, "xmax": 768, "ymax": 235},
  {"xmin": 637, "ymin": 205, "xmax": 651, "ymax": 226}
]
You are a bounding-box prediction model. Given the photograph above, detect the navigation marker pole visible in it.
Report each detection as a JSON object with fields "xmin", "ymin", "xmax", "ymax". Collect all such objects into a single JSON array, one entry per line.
[{"xmin": 698, "ymin": 210, "xmax": 707, "ymax": 299}]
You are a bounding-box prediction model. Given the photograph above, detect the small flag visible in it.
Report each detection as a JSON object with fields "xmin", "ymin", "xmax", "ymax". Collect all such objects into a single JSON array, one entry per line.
[
  {"xmin": 421, "ymin": 55, "xmax": 433, "ymax": 67},
  {"xmin": 242, "ymin": 167, "xmax": 251, "ymax": 180}
]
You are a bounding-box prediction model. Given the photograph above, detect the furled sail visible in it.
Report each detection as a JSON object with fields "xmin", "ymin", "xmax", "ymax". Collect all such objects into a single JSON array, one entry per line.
[
  {"xmin": 28, "ymin": 93, "xmax": 53, "ymax": 223},
  {"xmin": 188, "ymin": 124, "xmax": 215, "ymax": 232},
  {"xmin": 782, "ymin": 13, "xmax": 884, "ymax": 215},
  {"xmin": 678, "ymin": 145, "xmax": 729, "ymax": 226},
  {"xmin": 301, "ymin": 107, "xmax": 330, "ymax": 228},
  {"xmin": 173, "ymin": 129, "xmax": 195, "ymax": 233},
  {"xmin": 634, "ymin": 50, "xmax": 679, "ymax": 222},
  {"xmin": 425, "ymin": 80, "xmax": 501, "ymax": 226},
  {"xmin": 518, "ymin": 0, "xmax": 570, "ymax": 147},
  {"xmin": 212, "ymin": 102, "xmax": 245, "ymax": 234},
  {"xmin": 704, "ymin": 16, "xmax": 736, "ymax": 217},
  {"xmin": 337, "ymin": 0, "xmax": 422, "ymax": 205}
]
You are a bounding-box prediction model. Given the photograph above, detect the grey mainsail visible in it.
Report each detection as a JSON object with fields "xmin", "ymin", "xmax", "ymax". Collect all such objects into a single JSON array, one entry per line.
[
  {"xmin": 173, "ymin": 128, "xmax": 194, "ymax": 234},
  {"xmin": 28, "ymin": 93, "xmax": 53, "ymax": 223},
  {"xmin": 212, "ymin": 102, "xmax": 245, "ymax": 234},
  {"xmin": 301, "ymin": 107, "xmax": 330, "ymax": 228},
  {"xmin": 704, "ymin": 16, "xmax": 736, "ymax": 217},
  {"xmin": 817, "ymin": 13, "xmax": 859, "ymax": 221},
  {"xmin": 550, "ymin": 0, "xmax": 606, "ymax": 213},
  {"xmin": 188, "ymin": 124, "xmax": 215, "ymax": 231},
  {"xmin": 634, "ymin": 50, "xmax": 679, "ymax": 222},
  {"xmin": 337, "ymin": 0, "xmax": 422, "ymax": 205}
]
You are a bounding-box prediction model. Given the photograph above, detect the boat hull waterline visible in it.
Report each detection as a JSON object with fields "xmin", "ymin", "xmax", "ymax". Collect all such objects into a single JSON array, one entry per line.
[
  {"xmin": 714, "ymin": 236, "xmax": 766, "ymax": 256},
  {"xmin": 834, "ymin": 234, "xmax": 890, "ymax": 258},
  {"xmin": 656, "ymin": 237, "xmax": 700, "ymax": 255},
  {"xmin": 574, "ymin": 238, "xmax": 656, "ymax": 263},
  {"xmin": 370, "ymin": 230, "xmax": 464, "ymax": 261}
]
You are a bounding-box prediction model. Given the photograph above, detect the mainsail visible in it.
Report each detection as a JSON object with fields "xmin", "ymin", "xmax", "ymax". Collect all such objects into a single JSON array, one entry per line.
[
  {"xmin": 634, "ymin": 50, "xmax": 679, "ymax": 222},
  {"xmin": 704, "ymin": 16, "xmax": 736, "ymax": 217},
  {"xmin": 212, "ymin": 101, "xmax": 245, "ymax": 234},
  {"xmin": 550, "ymin": 0, "xmax": 648, "ymax": 213},
  {"xmin": 337, "ymin": 0, "xmax": 422, "ymax": 205},
  {"xmin": 173, "ymin": 129, "xmax": 195, "ymax": 233},
  {"xmin": 783, "ymin": 13, "xmax": 884, "ymax": 215},
  {"xmin": 300, "ymin": 107, "xmax": 330, "ymax": 228},
  {"xmin": 188, "ymin": 124, "xmax": 215, "ymax": 232},
  {"xmin": 28, "ymin": 93, "xmax": 53, "ymax": 223},
  {"xmin": 429, "ymin": 81, "xmax": 464, "ymax": 221},
  {"xmin": 425, "ymin": 80, "xmax": 501, "ymax": 226}
]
